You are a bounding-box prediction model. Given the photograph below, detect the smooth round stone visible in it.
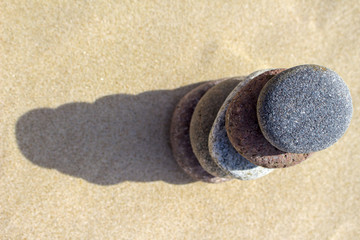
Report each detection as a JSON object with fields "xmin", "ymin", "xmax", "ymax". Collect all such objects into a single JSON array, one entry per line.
[
  {"xmin": 170, "ymin": 81, "xmax": 230, "ymax": 183},
  {"xmin": 257, "ymin": 64, "xmax": 353, "ymax": 153},
  {"xmin": 226, "ymin": 69, "xmax": 311, "ymax": 168},
  {"xmin": 190, "ymin": 78, "xmax": 242, "ymax": 177},
  {"xmin": 209, "ymin": 71, "xmax": 273, "ymax": 180}
]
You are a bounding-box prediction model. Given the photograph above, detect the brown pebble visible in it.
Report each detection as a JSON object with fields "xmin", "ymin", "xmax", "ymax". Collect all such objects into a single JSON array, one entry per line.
[
  {"xmin": 170, "ymin": 81, "xmax": 230, "ymax": 183},
  {"xmin": 190, "ymin": 78, "xmax": 242, "ymax": 178},
  {"xmin": 225, "ymin": 69, "xmax": 311, "ymax": 168}
]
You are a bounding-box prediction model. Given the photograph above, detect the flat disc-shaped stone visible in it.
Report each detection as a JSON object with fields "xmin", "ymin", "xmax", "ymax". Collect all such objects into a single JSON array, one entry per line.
[
  {"xmin": 209, "ymin": 71, "xmax": 273, "ymax": 179},
  {"xmin": 170, "ymin": 81, "xmax": 229, "ymax": 183},
  {"xmin": 257, "ymin": 64, "xmax": 353, "ymax": 153},
  {"xmin": 190, "ymin": 78, "xmax": 242, "ymax": 177},
  {"xmin": 226, "ymin": 69, "xmax": 311, "ymax": 168}
]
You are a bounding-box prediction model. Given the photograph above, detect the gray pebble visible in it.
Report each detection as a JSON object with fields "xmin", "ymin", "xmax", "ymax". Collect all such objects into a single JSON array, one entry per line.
[
  {"xmin": 209, "ymin": 70, "xmax": 274, "ymax": 180},
  {"xmin": 257, "ymin": 64, "xmax": 353, "ymax": 153}
]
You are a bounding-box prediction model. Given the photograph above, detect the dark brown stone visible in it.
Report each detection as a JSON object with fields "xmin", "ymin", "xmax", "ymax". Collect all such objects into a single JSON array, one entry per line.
[
  {"xmin": 225, "ymin": 69, "xmax": 311, "ymax": 168},
  {"xmin": 170, "ymin": 81, "xmax": 230, "ymax": 183}
]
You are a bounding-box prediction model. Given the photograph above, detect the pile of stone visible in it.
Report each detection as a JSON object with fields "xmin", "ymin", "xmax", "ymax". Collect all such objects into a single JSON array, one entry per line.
[{"xmin": 170, "ymin": 65, "xmax": 353, "ymax": 183}]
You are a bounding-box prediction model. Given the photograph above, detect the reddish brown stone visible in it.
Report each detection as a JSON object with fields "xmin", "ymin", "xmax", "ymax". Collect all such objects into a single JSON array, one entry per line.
[
  {"xmin": 170, "ymin": 81, "xmax": 230, "ymax": 183},
  {"xmin": 225, "ymin": 69, "xmax": 311, "ymax": 168}
]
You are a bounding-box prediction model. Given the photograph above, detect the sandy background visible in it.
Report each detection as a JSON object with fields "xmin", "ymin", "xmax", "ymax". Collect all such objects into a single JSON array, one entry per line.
[{"xmin": 1, "ymin": 1, "xmax": 359, "ymax": 239}]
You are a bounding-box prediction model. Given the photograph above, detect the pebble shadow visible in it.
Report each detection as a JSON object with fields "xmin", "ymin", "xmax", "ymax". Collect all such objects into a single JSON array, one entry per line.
[{"xmin": 15, "ymin": 83, "xmax": 203, "ymax": 185}]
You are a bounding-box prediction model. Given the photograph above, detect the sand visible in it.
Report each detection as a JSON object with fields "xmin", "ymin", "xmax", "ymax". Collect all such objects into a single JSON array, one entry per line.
[{"xmin": 1, "ymin": 1, "xmax": 360, "ymax": 239}]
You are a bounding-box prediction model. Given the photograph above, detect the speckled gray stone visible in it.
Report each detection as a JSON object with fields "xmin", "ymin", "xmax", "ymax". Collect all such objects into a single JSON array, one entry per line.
[
  {"xmin": 190, "ymin": 78, "xmax": 242, "ymax": 178},
  {"xmin": 209, "ymin": 71, "xmax": 274, "ymax": 180},
  {"xmin": 257, "ymin": 64, "xmax": 353, "ymax": 153}
]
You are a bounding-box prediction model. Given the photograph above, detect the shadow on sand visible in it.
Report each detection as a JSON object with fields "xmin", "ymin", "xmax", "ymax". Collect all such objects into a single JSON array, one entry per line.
[{"xmin": 15, "ymin": 83, "xmax": 204, "ymax": 185}]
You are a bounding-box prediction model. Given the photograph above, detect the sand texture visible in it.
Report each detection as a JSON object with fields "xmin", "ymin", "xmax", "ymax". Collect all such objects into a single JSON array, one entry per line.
[{"xmin": 1, "ymin": 1, "xmax": 359, "ymax": 239}]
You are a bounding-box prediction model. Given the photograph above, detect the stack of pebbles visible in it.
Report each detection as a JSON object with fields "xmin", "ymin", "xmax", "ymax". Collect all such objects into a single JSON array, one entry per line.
[{"xmin": 170, "ymin": 65, "xmax": 353, "ymax": 183}]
